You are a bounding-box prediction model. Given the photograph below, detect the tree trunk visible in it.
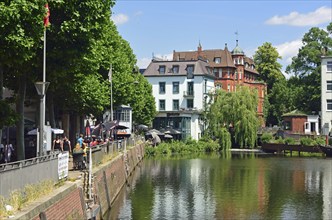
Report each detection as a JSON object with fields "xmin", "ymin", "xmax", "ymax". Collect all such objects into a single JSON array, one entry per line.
[
  {"xmin": 16, "ymin": 74, "xmax": 26, "ymax": 160},
  {"xmin": 0, "ymin": 65, "xmax": 3, "ymax": 145}
]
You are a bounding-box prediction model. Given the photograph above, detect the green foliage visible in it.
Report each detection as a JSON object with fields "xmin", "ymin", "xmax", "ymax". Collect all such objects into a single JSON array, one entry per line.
[
  {"xmin": 314, "ymin": 137, "xmax": 326, "ymax": 146},
  {"xmin": 286, "ymin": 22, "xmax": 332, "ymax": 114},
  {"xmin": 0, "ymin": 100, "xmax": 18, "ymax": 129},
  {"xmin": 253, "ymin": 42, "xmax": 284, "ymax": 91},
  {"xmin": 300, "ymin": 137, "xmax": 315, "ymax": 146},
  {"xmin": 284, "ymin": 137, "xmax": 296, "ymax": 145},
  {"xmin": 145, "ymin": 138, "xmax": 220, "ymax": 156},
  {"xmin": 261, "ymin": 133, "xmax": 273, "ymax": 143},
  {"xmin": 275, "ymin": 137, "xmax": 285, "ymax": 144},
  {"xmin": 206, "ymin": 86, "xmax": 259, "ymax": 149}
]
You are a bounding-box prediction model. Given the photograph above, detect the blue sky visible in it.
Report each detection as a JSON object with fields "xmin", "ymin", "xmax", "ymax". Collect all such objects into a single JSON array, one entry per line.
[{"xmin": 111, "ymin": 0, "xmax": 332, "ymax": 74}]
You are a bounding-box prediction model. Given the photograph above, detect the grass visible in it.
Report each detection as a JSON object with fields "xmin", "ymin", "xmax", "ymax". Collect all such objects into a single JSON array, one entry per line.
[{"xmin": 0, "ymin": 180, "xmax": 55, "ymax": 218}]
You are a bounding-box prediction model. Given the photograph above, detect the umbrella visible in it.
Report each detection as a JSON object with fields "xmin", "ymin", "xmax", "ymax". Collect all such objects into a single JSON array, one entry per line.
[
  {"xmin": 164, "ymin": 134, "xmax": 173, "ymax": 139},
  {"xmin": 91, "ymin": 123, "xmax": 103, "ymax": 136},
  {"xmin": 160, "ymin": 127, "xmax": 181, "ymax": 135},
  {"xmin": 146, "ymin": 129, "xmax": 164, "ymax": 136},
  {"xmin": 137, "ymin": 124, "xmax": 149, "ymax": 131}
]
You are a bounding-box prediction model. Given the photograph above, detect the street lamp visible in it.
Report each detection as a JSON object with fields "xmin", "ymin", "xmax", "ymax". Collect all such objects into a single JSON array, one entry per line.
[
  {"xmin": 35, "ymin": 81, "xmax": 50, "ymax": 156},
  {"xmin": 108, "ymin": 64, "xmax": 113, "ymax": 122}
]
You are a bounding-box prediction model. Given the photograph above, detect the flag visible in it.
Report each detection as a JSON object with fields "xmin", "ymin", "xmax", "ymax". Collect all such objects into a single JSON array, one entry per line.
[{"xmin": 44, "ymin": 3, "xmax": 50, "ymax": 27}]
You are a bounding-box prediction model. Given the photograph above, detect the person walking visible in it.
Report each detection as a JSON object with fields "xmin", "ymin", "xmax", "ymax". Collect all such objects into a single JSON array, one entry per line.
[
  {"xmin": 4, "ymin": 144, "xmax": 14, "ymax": 163},
  {"xmin": 52, "ymin": 136, "xmax": 63, "ymax": 152},
  {"xmin": 62, "ymin": 136, "xmax": 72, "ymax": 153}
]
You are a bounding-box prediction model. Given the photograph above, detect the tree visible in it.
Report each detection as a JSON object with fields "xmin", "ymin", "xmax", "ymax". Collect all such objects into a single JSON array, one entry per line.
[
  {"xmin": 253, "ymin": 42, "xmax": 285, "ymax": 126},
  {"xmin": 286, "ymin": 22, "xmax": 332, "ymax": 113},
  {"xmin": 254, "ymin": 42, "xmax": 284, "ymax": 91},
  {"xmin": 0, "ymin": 0, "xmax": 46, "ymax": 159},
  {"xmin": 207, "ymin": 86, "xmax": 259, "ymax": 149}
]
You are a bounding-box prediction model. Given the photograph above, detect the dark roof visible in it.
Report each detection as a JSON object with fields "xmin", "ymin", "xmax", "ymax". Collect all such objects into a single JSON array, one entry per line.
[
  {"xmin": 173, "ymin": 47, "xmax": 259, "ymax": 75},
  {"xmin": 143, "ymin": 59, "xmax": 215, "ymax": 78}
]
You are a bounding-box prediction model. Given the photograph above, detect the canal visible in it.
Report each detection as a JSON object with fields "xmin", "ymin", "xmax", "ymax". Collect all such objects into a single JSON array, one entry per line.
[{"xmin": 105, "ymin": 153, "xmax": 332, "ymax": 219}]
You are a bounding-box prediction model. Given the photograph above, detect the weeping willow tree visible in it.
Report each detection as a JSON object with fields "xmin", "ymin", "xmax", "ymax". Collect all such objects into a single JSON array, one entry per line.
[{"xmin": 206, "ymin": 86, "xmax": 259, "ymax": 149}]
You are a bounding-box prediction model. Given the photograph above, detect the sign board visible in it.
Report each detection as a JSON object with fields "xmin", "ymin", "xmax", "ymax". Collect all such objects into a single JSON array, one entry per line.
[{"xmin": 58, "ymin": 151, "xmax": 69, "ymax": 179}]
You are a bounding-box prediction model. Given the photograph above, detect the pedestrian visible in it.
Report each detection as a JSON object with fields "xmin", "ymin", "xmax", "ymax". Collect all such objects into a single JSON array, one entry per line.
[
  {"xmin": 52, "ymin": 136, "xmax": 63, "ymax": 152},
  {"xmin": 77, "ymin": 134, "xmax": 84, "ymax": 148},
  {"xmin": 4, "ymin": 144, "xmax": 14, "ymax": 163},
  {"xmin": 0, "ymin": 143, "xmax": 4, "ymax": 163},
  {"xmin": 62, "ymin": 136, "xmax": 72, "ymax": 153}
]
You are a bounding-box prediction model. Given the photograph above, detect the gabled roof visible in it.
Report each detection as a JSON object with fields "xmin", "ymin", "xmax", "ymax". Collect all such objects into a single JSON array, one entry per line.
[
  {"xmin": 173, "ymin": 49, "xmax": 236, "ymax": 68},
  {"xmin": 143, "ymin": 59, "xmax": 214, "ymax": 78}
]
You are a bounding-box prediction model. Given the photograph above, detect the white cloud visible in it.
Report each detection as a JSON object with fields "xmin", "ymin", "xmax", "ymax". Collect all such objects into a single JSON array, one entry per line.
[
  {"xmin": 134, "ymin": 11, "xmax": 143, "ymax": 17},
  {"xmin": 266, "ymin": 6, "xmax": 332, "ymax": 26},
  {"xmin": 111, "ymin": 13, "xmax": 129, "ymax": 25},
  {"xmin": 275, "ymin": 39, "xmax": 302, "ymax": 65}
]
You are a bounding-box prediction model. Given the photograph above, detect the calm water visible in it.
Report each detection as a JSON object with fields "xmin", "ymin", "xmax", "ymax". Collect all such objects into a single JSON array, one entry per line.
[{"xmin": 106, "ymin": 153, "xmax": 332, "ymax": 220}]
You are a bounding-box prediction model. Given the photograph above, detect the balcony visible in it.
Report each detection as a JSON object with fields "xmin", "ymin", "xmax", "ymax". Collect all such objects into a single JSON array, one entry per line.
[{"xmin": 183, "ymin": 90, "xmax": 194, "ymax": 97}]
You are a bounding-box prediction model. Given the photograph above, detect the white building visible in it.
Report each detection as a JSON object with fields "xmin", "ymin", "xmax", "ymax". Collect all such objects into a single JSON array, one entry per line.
[
  {"xmin": 321, "ymin": 56, "xmax": 332, "ymax": 136},
  {"xmin": 143, "ymin": 59, "xmax": 215, "ymax": 140}
]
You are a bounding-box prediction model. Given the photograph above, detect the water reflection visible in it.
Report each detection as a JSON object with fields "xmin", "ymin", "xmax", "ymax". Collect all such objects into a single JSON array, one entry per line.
[{"xmin": 106, "ymin": 154, "xmax": 332, "ymax": 220}]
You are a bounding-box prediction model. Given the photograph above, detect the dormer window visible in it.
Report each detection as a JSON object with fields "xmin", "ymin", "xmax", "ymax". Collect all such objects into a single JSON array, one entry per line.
[
  {"xmin": 186, "ymin": 65, "xmax": 194, "ymax": 79},
  {"xmin": 214, "ymin": 57, "xmax": 221, "ymax": 64},
  {"xmin": 159, "ymin": 65, "xmax": 165, "ymax": 74},
  {"xmin": 173, "ymin": 65, "xmax": 179, "ymax": 74}
]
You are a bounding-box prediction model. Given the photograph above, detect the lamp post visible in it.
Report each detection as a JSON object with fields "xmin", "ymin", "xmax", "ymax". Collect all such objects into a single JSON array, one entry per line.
[
  {"xmin": 35, "ymin": 81, "xmax": 50, "ymax": 156},
  {"xmin": 108, "ymin": 64, "xmax": 113, "ymax": 122}
]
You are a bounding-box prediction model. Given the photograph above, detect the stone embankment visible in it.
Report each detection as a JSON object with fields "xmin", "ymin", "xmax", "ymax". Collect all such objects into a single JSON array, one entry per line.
[{"xmin": 13, "ymin": 143, "xmax": 145, "ymax": 220}]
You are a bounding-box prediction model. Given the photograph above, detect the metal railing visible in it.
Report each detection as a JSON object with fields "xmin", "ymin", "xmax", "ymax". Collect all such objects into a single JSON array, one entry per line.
[{"xmin": 0, "ymin": 153, "xmax": 59, "ymax": 198}]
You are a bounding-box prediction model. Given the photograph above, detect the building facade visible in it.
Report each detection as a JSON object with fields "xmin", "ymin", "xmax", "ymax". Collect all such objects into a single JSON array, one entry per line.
[
  {"xmin": 321, "ymin": 56, "xmax": 332, "ymax": 136},
  {"xmin": 173, "ymin": 41, "xmax": 266, "ymax": 125},
  {"xmin": 143, "ymin": 59, "xmax": 215, "ymax": 140}
]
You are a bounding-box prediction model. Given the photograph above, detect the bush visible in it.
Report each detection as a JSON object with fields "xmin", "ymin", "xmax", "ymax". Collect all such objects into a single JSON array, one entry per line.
[
  {"xmin": 300, "ymin": 137, "xmax": 315, "ymax": 146},
  {"xmin": 261, "ymin": 133, "xmax": 273, "ymax": 143},
  {"xmin": 275, "ymin": 137, "xmax": 285, "ymax": 144},
  {"xmin": 284, "ymin": 137, "xmax": 296, "ymax": 145},
  {"xmin": 314, "ymin": 137, "xmax": 326, "ymax": 146}
]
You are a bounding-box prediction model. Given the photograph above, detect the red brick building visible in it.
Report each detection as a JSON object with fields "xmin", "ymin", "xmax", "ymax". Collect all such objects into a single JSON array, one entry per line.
[{"xmin": 173, "ymin": 41, "xmax": 266, "ymax": 125}]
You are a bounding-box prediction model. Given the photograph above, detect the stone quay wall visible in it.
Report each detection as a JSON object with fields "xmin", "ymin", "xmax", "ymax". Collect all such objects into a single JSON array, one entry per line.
[{"xmin": 14, "ymin": 143, "xmax": 145, "ymax": 220}]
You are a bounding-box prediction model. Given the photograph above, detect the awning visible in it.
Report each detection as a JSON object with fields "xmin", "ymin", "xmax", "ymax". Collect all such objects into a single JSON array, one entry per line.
[{"xmin": 27, "ymin": 128, "xmax": 64, "ymax": 135}]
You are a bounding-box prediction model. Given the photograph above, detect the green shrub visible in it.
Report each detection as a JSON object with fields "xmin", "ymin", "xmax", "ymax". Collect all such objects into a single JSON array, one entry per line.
[
  {"xmin": 300, "ymin": 137, "xmax": 315, "ymax": 146},
  {"xmin": 261, "ymin": 133, "xmax": 273, "ymax": 143},
  {"xmin": 275, "ymin": 137, "xmax": 285, "ymax": 144},
  {"xmin": 284, "ymin": 137, "xmax": 296, "ymax": 145},
  {"xmin": 314, "ymin": 137, "xmax": 326, "ymax": 146}
]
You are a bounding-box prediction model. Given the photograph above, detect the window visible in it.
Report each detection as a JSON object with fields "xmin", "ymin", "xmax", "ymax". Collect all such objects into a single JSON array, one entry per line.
[
  {"xmin": 159, "ymin": 82, "xmax": 166, "ymax": 94},
  {"xmin": 187, "ymin": 65, "xmax": 194, "ymax": 79},
  {"xmin": 187, "ymin": 99, "xmax": 194, "ymax": 109},
  {"xmin": 173, "ymin": 100, "xmax": 179, "ymax": 110},
  {"xmin": 327, "ymin": 99, "xmax": 332, "ymax": 111},
  {"xmin": 227, "ymin": 69, "xmax": 230, "ymax": 78},
  {"xmin": 159, "ymin": 100, "xmax": 165, "ymax": 111},
  {"xmin": 173, "ymin": 82, "xmax": 179, "ymax": 94},
  {"xmin": 187, "ymin": 82, "xmax": 194, "ymax": 95},
  {"xmin": 173, "ymin": 65, "xmax": 179, "ymax": 74},
  {"xmin": 214, "ymin": 57, "xmax": 221, "ymax": 64},
  {"xmin": 327, "ymin": 81, "xmax": 332, "ymax": 92},
  {"xmin": 227, "ymin": 84, "xmax": 230, "ymax": 92},
  {"xmin": 239, "ymin": 71, "xmax": 242, "ymax": 80},
  {"xmin": 159, "ymin": 65, "xmax": 165, "ymax": 74},
  {"xmin": 327, "ymin": 61, "xmax": 332, "ymax": 72},
  {"xmin": 216, "ymin": 84, "xmax": 221, "ymax": 89},
  {"xmin": 283, "ymin": 121, "xmax": 291, "ymax": 130}
]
